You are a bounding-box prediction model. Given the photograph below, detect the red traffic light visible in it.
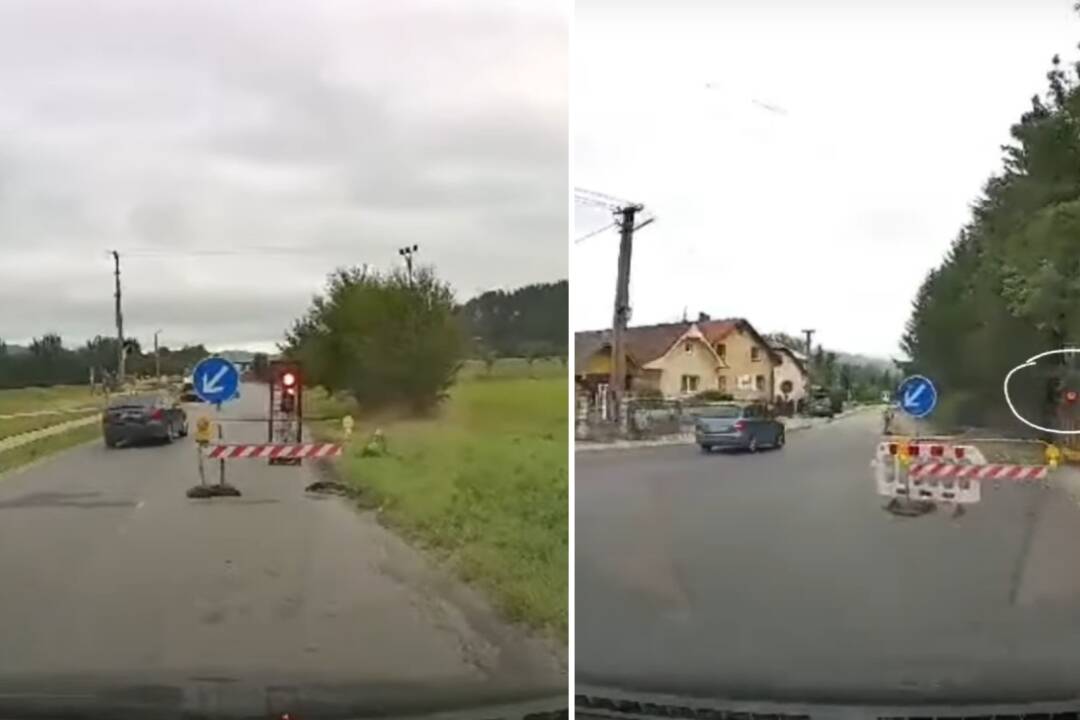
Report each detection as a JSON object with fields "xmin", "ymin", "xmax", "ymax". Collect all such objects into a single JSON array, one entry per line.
[
  {"xmin": 282, "ymin": 372, "xmax": 296, "ymax": 388},
  {"xmin": 1066, "ymin": 389, "xmax": 1078, "ymax": 403}
]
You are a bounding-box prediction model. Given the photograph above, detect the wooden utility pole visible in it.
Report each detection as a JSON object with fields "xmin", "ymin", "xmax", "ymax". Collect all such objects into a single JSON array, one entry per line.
[
  {"xmin": 609, "ymin": 204, "xmax": 642, "ymax": 422},
  {"xmin": 154, "ymin": 329, "xmax": 162, "ymax": 381},
  {"xmin": 801, "ymin": 329, "xmax": 815, "ymax": 358},
  {"xmin": 112, "ymin": 250, "xmax": 125, "ymax": 386}
]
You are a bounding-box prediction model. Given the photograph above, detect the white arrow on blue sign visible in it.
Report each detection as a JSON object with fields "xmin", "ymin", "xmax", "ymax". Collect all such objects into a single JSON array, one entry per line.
[
  {"xmin": 192, "ymin": 357, "xmax": 240, "ymax": 406},
  {"xmin": 897, "ymin": 374, "xmax": 938, "ymax": 419}
]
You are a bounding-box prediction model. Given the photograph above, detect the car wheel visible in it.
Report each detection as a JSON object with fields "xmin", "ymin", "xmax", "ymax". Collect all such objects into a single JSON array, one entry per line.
[
  {"xmin": 105, "ymin": 436, "xmax": 118, "ymax": 449},
  {"xmin": 700, "ymin": 444, "xmax": 712, "ymax": 454},
  {"xmin": 179, "ymin": 420, "xmax": 189, "ymax": 437},
  {"xmin": 774, "ymin": 429, "xmax": 785, "ymax": 449},
  {"xmin": 164, "ymin": 423, "xmax": 175, "ymax": 444},
  {"xmin": 747, "ymin": 435, "xmax": 758, "ymax": 453}
]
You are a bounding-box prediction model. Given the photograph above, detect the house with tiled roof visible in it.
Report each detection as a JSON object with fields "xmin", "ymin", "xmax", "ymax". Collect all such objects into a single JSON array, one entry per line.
[
  {"xmin": 770, "ymin": 343, "xmax": 809, "ymax": 404},
  {"xmin": 575, "ymin": 317, "xmax": 781, "ymax": 402}
]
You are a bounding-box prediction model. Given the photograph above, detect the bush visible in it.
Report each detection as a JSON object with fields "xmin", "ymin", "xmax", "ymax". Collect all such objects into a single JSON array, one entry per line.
[{"xmin": 284, "ymin": 265, "xmax": 463, "ymax": 414}]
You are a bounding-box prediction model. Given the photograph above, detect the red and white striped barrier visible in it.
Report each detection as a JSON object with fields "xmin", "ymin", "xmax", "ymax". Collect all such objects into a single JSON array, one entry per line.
[
  {"xmin": 910, "ymin": 462, "xmax": 1048, "ymax": 481},
  {"xmin": 203, "ymin": 443, "xmax": 343, "ymax": 460}
]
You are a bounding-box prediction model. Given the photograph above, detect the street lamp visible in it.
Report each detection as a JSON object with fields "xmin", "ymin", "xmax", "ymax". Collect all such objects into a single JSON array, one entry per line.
[{"xmin": 398, "ymin": 244, "xmax": 419, "ymax": 283}]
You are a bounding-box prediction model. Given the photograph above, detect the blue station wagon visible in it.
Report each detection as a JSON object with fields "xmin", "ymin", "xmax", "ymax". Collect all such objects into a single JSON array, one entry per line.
[{"xmin": 694, "ymin": 402, "xmax": 785, "ymax": 453}]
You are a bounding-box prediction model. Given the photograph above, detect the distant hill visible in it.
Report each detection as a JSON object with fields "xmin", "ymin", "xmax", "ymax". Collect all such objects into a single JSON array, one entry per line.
[
  {"xmin": 835, "ymin": 352, "xmax": 895, "ymax": 373},
  {"xmin": 766, "ymin": 332, "xmax": 894, "ymax": 372},
  {"xmin": 459, "ymin": 280, "xmax": 567, "ymax": 358}
]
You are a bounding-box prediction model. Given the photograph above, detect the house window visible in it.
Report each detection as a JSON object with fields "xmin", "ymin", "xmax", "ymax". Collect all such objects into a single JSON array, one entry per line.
[
  {"xmin": 716, "ymin": 343, "xmax": 726, "ymax": 359},
  {"xmin": 755, "ymin": 374, "xmax": 765, "ymax": 391},
  {"xmin": 751, "ymin": 346, "xmax": 761, "ymax": 362},
  {"xmin": 684, "ymin": 342, "xmax": 692, "ymax": 354},
  {"xmin": 718, "ymin": 375, "xmax": 727, "ymax": 391},
  {"xmin": 681, "ymin": 374, "xmax": 700, "ymax": 393}
]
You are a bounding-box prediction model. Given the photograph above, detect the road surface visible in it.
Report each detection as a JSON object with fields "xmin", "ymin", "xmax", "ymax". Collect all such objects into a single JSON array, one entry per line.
[
  {"xmin": 0, "ymin": 383, "xmax": 562, "ymax": 697},
  {"xmin": 577, "ymin": 410, "xmax": 1080, "ymax": 702}
]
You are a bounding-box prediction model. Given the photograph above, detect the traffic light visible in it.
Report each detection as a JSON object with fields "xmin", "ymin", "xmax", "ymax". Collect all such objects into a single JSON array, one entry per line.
[
  {"xmin": 278, "ymin": 368, "xmax": 299, "ymax": 414},
  {"xmin": 1065, "ymin": 389, "xmax": 1079, "ymax": 405}
]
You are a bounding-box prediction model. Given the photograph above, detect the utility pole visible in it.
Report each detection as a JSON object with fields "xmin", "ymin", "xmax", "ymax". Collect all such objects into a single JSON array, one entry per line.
[
  {"xmin": 112, "ymin": 250, "xmax": 125, "ymax": 386},
  {"xmin": 801, "ymin": 329, "xmax": 815, "ymax": 359},
  {"xmin": 610, "ymin": 204, "xmax": 644, "ymax": 423},
  {"xmin": 154, "ymin": 329, "xmax": 162, "ymax": 381},
  {"xmin": 398, "ymin": 244, "xmax": 419, "ymax": 284}
]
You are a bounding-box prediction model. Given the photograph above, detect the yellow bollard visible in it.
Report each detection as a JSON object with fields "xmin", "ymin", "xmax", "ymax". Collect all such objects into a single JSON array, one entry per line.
[
  {"xmin": 194, "ymin": 416, "xmax": 213, "ymax": 445},
  {"xmin": 1046, "ymin": 443, "xmax": 1062, "ymax": 469}
]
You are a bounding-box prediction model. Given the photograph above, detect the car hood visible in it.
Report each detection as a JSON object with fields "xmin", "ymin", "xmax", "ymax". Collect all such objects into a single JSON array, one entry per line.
[
  {"xmin": 0, "ymin": 673, "xmax": 566, "ymax": 719},
  {"xmin": 577, "ymin": 683, "xmax": 1080, "ymax": 720}
]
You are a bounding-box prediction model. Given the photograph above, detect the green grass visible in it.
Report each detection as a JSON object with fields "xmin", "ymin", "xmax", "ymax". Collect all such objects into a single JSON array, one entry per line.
[
  {"xmin": 0, "ymin": 410, "xmax": 100, "ymax": 441},
  {"xmin": 459, "ymin": 357, "xmax": 567, "ymax": 381},
  {"xmin": 0, "ymin": 385, "xmax": 98, "ymax": 416},
  {"xmin": 0, "ymin": 423, "xmax": 101, "ymax": 476},
  {"xmin": 308, "ymin": 374, "xmax": 568, "ymax": 640}
]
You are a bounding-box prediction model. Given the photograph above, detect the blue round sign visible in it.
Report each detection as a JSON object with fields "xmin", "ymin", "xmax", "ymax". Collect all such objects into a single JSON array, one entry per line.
[
  {"xmin": 897, "ymin": 374, "xmax": 937, "ymax": 419},
  {"xmin": 191, "ymin": 357, "xmax": 240, "ymax": 406}
]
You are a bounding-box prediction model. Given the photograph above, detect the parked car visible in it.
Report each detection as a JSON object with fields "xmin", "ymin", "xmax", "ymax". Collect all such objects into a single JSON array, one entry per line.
[
  {"xmin": 103, "ymin": 393, "xmax": 188, "ymax": 448},
  {"xmin": 695, "ymin": 402, "xmax": 785, "ymax": 453},
  {"xmin": 179, "ymin": 377, "xmax": 201, "ymax": 402},
  {"xmin": 806, "ymin": 386, "xmax": 842, "ymax": 418}
]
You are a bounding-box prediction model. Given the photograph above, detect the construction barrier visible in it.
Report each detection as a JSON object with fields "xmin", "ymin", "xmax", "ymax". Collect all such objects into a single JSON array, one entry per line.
[
  {"xmin": 873, "ymin": 439, "xmax": 985, "ymax": 505},
  {"xmin": 910, "ymin": 462, "xmax": 1049, "ymax": 481},
  {"xmin": 203, "ymin": 443, "xmax": 343, "ymax": 460},
  {"xmin": 873, "ymin": 437, "xmax": 1056, "ymax": 509}
]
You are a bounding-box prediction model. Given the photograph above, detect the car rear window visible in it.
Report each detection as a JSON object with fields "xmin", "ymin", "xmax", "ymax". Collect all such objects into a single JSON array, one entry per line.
[
  {"xmin": 108, "ymin": 394, "xmax": 160, "ymax": 409},
  {"xmin": 699, "ymin": 405, "xmax": 741, "ymax": 419}
]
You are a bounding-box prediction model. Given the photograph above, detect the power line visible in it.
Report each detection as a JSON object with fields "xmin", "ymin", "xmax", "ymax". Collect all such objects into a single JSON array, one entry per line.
[{"xmin": 575, "ymin": 222, "xmax": 616, "ymax": 244}]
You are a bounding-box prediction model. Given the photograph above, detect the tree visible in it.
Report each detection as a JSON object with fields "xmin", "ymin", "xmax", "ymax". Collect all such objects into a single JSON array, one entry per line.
[
  {"xmin": 459, "ymin": 280, "xmax": 567, "ymax": 358},
  {"xmin": 284, "ymin": 264, "xmax": 464, "ymax": 413},
  {"xmin": 901, "ymin": 40, "xmax": 1080, "ymax": 432}
]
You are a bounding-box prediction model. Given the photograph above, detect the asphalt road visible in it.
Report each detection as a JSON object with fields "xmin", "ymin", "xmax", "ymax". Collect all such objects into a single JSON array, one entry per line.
[
  {"xmin": 577, "ymin": 410, "xmax": 1080, "ymax": 703},
  {"xmin": 0, "ymin": 383, "xmax": 562, "ymax": 698}
]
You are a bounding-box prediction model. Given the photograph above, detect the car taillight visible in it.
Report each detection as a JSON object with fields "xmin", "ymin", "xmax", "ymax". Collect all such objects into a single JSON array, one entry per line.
[
  {"xmin": 733, "ymin": 420, "xmax": 746, "ymax": 432},
  {"xmin": 149, "ymin": 408, "xmax": 164, "ymax": 421}
]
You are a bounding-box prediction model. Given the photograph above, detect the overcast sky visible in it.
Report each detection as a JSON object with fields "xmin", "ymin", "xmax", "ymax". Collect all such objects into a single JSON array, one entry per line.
[
  {"xmin": 0, "ymin": 0, "xmax": 567, "ymax": 352},
  {"xmin": 573, "ymin": 0, "xmax": 1079, "ymax": 358}
]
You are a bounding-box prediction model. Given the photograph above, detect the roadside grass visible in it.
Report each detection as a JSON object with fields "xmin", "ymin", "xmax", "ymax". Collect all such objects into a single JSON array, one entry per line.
[
  {"xmin": 0, "ymin": 410, "xmax": 100, "ymax": 441},
  {"xmin": 0, "ymin": 423, "xmax": 101, "ymax": 476},
  {"xmin": 0, "ymin": 385, "xmax": 98, "ymax": 416},
  {"xmin": 307, "ymin": 374, "xmax": 568, "ymax": 640},
  {"xmin": 968, "ymin": 440, "xmax": 1049, "ymax": 465}
]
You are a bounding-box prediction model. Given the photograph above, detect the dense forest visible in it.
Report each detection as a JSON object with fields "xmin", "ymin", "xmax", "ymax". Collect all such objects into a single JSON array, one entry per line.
[
  {"xmin": 459, "ymin": 280, "xmax": 568, "ymax": 358},
  {"xmin": 900, "ymin": 47, "xmax": 1080, "ymax": 433}
]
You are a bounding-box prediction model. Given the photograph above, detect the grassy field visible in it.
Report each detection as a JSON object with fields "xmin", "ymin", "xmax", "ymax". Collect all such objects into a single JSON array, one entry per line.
[
  {"xmin": 0, "ymin": 385, "xmax": 98, "ymax": 416},
  {"xmin": 307, "ymin": 365, "xmax": 568, "ymax": 640},
  {"xmin": 458, "ymin": 356, "xmax": 566, "ymax": 381},
  {"xmin": 0, "ymin": 423, "xmax": 100, "ymax": 476},
  {"xmin": 0, "ymin": 385, "xmax": 103, "ymax": 474},
  {"xmin": 0, "ymin": 410, "xmax": 100, "ymax": 441}
]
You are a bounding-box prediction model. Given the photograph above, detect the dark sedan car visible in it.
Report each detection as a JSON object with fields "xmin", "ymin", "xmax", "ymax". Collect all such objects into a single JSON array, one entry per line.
[
  {"xmin": 103, "ymin": 393, "xmax": 188, "ymax": 448},
  {"xmin": 694, "ymin": 402, "xmax": 785, "ymax": 453}
]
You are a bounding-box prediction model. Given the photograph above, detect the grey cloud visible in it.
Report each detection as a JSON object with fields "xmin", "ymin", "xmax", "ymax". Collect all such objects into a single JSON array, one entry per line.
[{"xmin": 0, "ymin": 0, "xmax": 566, "ymax": 348}]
